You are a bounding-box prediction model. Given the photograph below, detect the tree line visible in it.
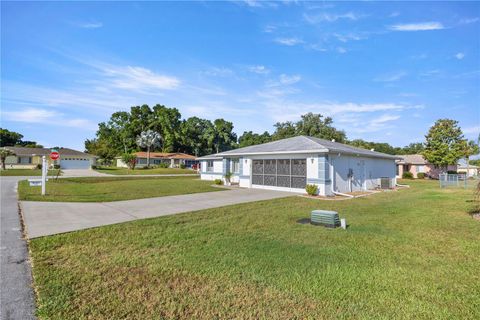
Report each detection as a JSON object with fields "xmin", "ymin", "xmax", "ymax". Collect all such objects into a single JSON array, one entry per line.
[{"xmin": 84, "ymin": 104, "xmax": 479, "ymax": 168}]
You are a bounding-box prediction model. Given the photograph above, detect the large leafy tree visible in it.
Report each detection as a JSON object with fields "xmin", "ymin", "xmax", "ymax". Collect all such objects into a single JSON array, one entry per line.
[
  {"xmin": 84, "ymin": 138, "xmax": 117, "ymax": 164},
  {"xmin": 238, "ymin": 131, "xmax": 271, "ymax": 148},
  {"xmin": 151, "ymin": 104, "xmax": 182, "ymax": 152},
  {"xmin": 271, "ymin": 113, "xmax": 346, "ymax": 143},
  {"xmin": 348, "ymin": 139, "xmax": 399, "ymax": 155},
  {"xmin": 423, "ymin": 119, "xmax": 467, "ymax": 170},
  {"xmin": 462, "ymin": 140, "xmax": 480, "ymax": 174},
  {"xmin": 0, "ymin": 128, "xmax": 23, "ymax": 147},
  {"xmin": 180, "ymin": 117, "xmax": 214, "ymax": 156},
  {"xmin": 401, "ymin": 142, "xmax": 425, "ymax": 155},
  {"xmin": 207, "ymin": 119, "xmax": 237, "ymax": 153},
  {"xmin": 136, "ymin": 130, "xmax": 162, "ymax": 167}
]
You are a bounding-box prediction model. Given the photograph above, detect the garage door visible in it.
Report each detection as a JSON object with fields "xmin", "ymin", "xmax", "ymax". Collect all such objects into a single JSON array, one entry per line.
[
  {"xmin": 60, "ymin": 158, "xmax": 91, "ymax": 169},
  {"xmin": 252, "ymin": 159, "xmax": 306, "ymax": 189}
]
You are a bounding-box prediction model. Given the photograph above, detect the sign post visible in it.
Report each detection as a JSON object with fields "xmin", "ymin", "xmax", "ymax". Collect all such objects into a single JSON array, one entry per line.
[{"xmin": 41, "ymin": 156, "xmax": 47, "ymax": 195}]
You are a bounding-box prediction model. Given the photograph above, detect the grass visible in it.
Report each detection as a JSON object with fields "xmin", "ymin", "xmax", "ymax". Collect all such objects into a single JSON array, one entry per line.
[
  {"xmin": 0, "ymin": 169, "xmax": 61, "ymax": 176},
  {"xmin": 18, "ymin": 176, "xmax": 222, "ymax": 202},
  {"xmin": 29, "ymin": 180, "xmax": 480, "ymax": 319},
  {"xmin": 96, "ymin": 166, "xmax": 196, "ymax": 175}
]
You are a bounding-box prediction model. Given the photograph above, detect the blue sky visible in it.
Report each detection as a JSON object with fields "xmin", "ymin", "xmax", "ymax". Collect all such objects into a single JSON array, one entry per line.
[{"xmin": 1, "ymin": 1, "xmax": 479, "ymax": 151}]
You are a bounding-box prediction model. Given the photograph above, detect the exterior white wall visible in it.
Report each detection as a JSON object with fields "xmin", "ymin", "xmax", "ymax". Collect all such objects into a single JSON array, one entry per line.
[
  {"xmin": 330, "ymin": 154, "xmax": 396, "ymax": 193},
  {"xmin": 199, "ymin": 159, "xmax": 224, "ymax": 181}
]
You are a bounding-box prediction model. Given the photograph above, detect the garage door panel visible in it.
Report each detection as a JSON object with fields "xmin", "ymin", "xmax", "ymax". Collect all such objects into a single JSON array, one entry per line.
[
  {"xmin": 60, "ymin": 159, "xmax": 90, "ymax": 169},
  {"xmin": 251, "ymin": 159, "xmax": 306, "ymax": 189}
]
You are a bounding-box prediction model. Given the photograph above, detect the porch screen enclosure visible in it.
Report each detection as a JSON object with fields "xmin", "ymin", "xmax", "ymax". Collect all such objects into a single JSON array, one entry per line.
[{"xmin": 252, "ymin": 159, "xmax": 307, "ymax": 189}]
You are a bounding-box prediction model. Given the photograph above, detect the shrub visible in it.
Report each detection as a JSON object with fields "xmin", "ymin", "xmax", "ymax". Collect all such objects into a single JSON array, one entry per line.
[
  {"xmin": 36, "ymin": 164, "xmax": 42, "ymax": 169},
  {"xmin": 180, "ymin": 164, "xmax": 186, "ymax": 169},
  {"xmin": 417, "ymin": 172, "xmax": 425, "ymax": 179},
  {"xmin": 121, "ymin": 153, "xmax": 137, "ymax": 170},
  {"xmin": 91, "ymin": 165, "xmax": 97, "ymax": 170},
  {"xmin": 305, "ymin": 184, "xmax": 318, "ymax": 196},
  {"xmin": 53, "ymin": 164, "xmax": 60, "ymax": 169},
  {"xmin": 214, "ymin": 179, "xmax": 223, "ymax": 185},
  {"xmin": 159, "ymin": 163, "xmax": 169, "ymax": 168},
  {"xmin": 402, "ymin": 172, "xmax": 414, "ymax": 179}
]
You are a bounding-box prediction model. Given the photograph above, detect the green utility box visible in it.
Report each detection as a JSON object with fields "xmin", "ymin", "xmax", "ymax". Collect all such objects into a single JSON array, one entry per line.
[{"xmin": 311, "ymin": 210, "xmax": 340, "ymax": 228}]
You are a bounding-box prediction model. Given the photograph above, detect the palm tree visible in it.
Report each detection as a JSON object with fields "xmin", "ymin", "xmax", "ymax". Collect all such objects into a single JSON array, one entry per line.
[
  {"xmin": 0, "ymin": 148, "xmax": 15, "ymax": 170},
  {"xmin": 136, "ymin": 130, "xmax": 162, "ymax": 167}
]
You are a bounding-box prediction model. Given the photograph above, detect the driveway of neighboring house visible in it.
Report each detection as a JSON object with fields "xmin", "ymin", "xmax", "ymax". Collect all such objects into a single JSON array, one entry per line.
[
  {"xmin": 60, "ymin": 169, "xmax": 109, "ymax": 177},
  {"xmin": 0, "ymin": 177, "xmax": 36, "ymax": 320},
  {"xmin": 21, "ymin": 188, "xmax": 292, "ymax": 238}
]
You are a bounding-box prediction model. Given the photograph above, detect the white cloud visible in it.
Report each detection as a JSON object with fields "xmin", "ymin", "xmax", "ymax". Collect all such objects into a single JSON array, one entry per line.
[
  {"xmin": 389, "ymin": 22, "xmax": 444, "ymax": 31},
  {"xmin": 370, "ymin": 114, "xmax": 401, "ymax": 125},
  {"xmin": 389, "ymin": 12, "xmax": 400, "ymax": 18},
  {"xmin": 2, "ymin": 108, "xmax": 96, "ymax": 130},
  {"xmin": 263, "ymin": 25, "xmax": 276, "ymax": 33},
  {"xmin": 334, "ymin": 33, "xmax": 365, "ymax": 43},
  {"xmin": 455, "ymin": 52, "xmax": 465, "ymax": 60},
  {"xmin": 337, "ymin": 47, "xmax": 347, "ymax": 54},
  {"xmin": 459, "ymin": 17, "xmax": 479, "ymax": 25},
  {"xmin": 248, "ymin": 65, "xmax": 270, "ymax": 74},
  {"xmin": 274, "ymin": 37, "xmax": 303, "ymax": 46},
  {"xmin": 101, "ymin": 65, "xmax": 180, "ymax": 91},
  {"xmin": 279, "ymin": 74, "xmax": 301, "ymax": 85},
  {"xmin": 463, "ymin": 126, "xmax": 480, "ymax": 134},
  {"xmin": 374, "ymin": 71, "xmax": 407, "ymax": 82},
  {"xmin": 420, "ymin": 69, "xmax": 441, "ymax": 77},
  {"xmin": 304, "ymin": 12, "xmax": 362, "ymax": 24},
  {"xmin": 78, "ymin": 22, "xmax": 103, "ymax": 29},
  {"xmin": 203, "ymin": 67, "xmax": 234, "ymax": 77}
]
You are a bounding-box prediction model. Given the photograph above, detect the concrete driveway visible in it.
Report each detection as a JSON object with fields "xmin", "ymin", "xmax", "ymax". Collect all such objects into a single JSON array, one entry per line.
[
  {"xmin": 21, "ymin": 188, "xmax": 292, "ymax": 238},
  {"xmin": 61, "ymin": 169, "xmax": 109, "ymax": 177}
]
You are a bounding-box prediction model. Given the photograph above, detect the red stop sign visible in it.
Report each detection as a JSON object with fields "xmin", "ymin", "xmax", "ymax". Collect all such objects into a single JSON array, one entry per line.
[{"xmin": 50, "ymin": 151, "xmax": 60, "ymax": 160}]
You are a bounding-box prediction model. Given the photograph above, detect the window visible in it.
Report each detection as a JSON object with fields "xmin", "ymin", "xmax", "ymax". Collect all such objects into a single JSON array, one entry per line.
[
  {"xmin": 231, "ymin": 159, "xmax": 240, "ymax": 173},
  {"xmin": 416, "ymin": 165, "xmax": 425, "ymax": 173},
  {"xmin": 137, "ymin": 158, "xmax": 147, "ymax": 165},
  {"xmin": 206, "ymin": 160, "xmax": 214, "ymax": 172},
  {"xmin": 19, "ymin": 157, "xmax": 32, "ymax": 164}
]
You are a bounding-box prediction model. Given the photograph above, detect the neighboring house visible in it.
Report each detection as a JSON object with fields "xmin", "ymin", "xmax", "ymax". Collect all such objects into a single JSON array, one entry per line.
[
  {"xmin": 395, "ymin": 154, "xmax": 457, "ymax": 179},
  {"xmin": 3, "ymin": 147, "xmax": 96, "ymax": 169},
  {"xmin": 116, "ymin": 152, "xmax": 198, "ymax": 168},
  {"xmin": 198, "ymin": 135, "xmax": 398, "ymax": 196},
  {"xmin": 457, "ymin": 159, "xmax": 479, "ymax": 177}
]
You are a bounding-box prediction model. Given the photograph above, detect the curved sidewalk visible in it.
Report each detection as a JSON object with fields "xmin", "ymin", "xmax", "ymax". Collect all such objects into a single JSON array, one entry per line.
[{"xmin": 21, "ymin": 188, "xmax": 292, "ymax": 239}]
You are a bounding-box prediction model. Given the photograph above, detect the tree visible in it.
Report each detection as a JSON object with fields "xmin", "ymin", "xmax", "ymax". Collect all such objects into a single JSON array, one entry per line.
[
  {"xmin": 423, "ymin": 119, "xmax": 467, "ymax": 171},
  {"xmin": 238, "ymin": 131, "xmax": 271, "ymax": 148},
  {"xmin": 84, "ymin": 138, "xmax": 117, "ymax": 165},
  {"xmin": 462, "ymin": 140, "xmax": 480, "ymax": 176},
  {"xmin": 15, "ymin": 141, "xmax": 43, "ymax": 148},
  {"xmin": 0, "ymin": 128, "xmax": 23, "ymax": 147},
  {"xmin": 401, "ymin": 142, "xmax": 424, "ymax": 155},
  {"xmin": 136, "ymin": 130, "xmax": 162, "ymax": 167},
  {"xmin": 0, "ymin": 148, "xmax": 15, "ymax": 170},
  {"xmin": 271, "ymin": 113, "xmax": 346, "ymax": 143},
  {"xmin": 180, "ymin": 117, "xmax": 214, "ymax": 156},
  {"xmin": 151, "ymin": 104, "xmax": 182, "ymax": 152},
  {"xmin": 121, "ymin": 153, "xmax": 137, "ymax": 170},
  {"xmin": 207, "ymin": 119, "xmax": 237, "ymax": 153}
]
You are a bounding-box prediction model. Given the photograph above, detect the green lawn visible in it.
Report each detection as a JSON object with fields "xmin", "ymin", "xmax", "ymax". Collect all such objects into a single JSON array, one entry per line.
[
  {"xmin": 96, "ymin": 166, "xmax": 196, "ymax": 175},
  {"xmin": 18, "ymin": 176, "xmax": 221, "ymax": 202},
  {"xmin": 29, "ymin": 180, "xmax": 479, "ymax": 319},
  {"xmin": 0, "ymin": 169, "xmax": 61, "ymax": 176}
]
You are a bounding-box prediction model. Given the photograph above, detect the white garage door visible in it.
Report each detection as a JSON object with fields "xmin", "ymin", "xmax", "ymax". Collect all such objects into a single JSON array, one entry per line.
[{"xmin": 60, "ymin": 158, "xmax": 91, "ymax": 169}]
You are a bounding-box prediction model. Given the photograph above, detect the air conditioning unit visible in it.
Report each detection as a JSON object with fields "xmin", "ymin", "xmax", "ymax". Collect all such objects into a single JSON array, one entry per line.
[{"xmin": 380, "ymin": 177, "xmax": 393, "ymax": 189}]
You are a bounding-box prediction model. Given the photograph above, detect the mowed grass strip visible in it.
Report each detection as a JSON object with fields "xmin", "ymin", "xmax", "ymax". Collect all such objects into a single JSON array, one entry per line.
[
  {"xmin": 18, "ymin": 176, "xmax": 222, "ymax": 202},
  {"xmin": 96, "ymin": 167, "xmax": 196, "ymax": 175},
  {"xmin": 30, "ymin": 180, "xmax": 480, "ymax": 319},
  {"xmin": 0, "ymin": 169, "xmax": 61, "ymax": 176}
]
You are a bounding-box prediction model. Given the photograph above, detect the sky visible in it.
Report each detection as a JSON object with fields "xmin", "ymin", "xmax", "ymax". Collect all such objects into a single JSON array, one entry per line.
[{"xmin": 1, "ymin": 1, "xmax": 479, "ymax": 151}]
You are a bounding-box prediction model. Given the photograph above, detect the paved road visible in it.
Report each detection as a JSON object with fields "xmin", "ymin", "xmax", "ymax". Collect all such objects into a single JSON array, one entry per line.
[
  {"xmin": 21, "ymin": 188, "xmax": 292, "ymax": 238},
  {"xmin": 0, "ymin": 177, "xmax": 36, "ymax": 320}
]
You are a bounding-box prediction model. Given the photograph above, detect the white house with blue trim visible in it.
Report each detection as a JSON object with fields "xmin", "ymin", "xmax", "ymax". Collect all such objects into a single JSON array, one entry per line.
[{"xmin": 197, "ymin": 136, "xmax": 398, "ymax": 196}]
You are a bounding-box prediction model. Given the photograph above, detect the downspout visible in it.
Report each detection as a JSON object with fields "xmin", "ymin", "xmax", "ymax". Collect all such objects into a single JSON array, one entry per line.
[{"xmin": 330, "ymin": 154, "xmax": 354, "ymax": 198}]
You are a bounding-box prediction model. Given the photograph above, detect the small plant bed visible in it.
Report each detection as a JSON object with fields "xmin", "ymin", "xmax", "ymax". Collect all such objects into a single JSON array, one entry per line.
[
  {"xmin": 95, "ymin": 166, "xmax": 197, "ymax": 175},
  {"xmin": 0, "ymin": 169, "xmax": 61, "ymax": 176},
  {"xmin": 18, "ymin": 176, "xmax": 222, "ymax": 202}
]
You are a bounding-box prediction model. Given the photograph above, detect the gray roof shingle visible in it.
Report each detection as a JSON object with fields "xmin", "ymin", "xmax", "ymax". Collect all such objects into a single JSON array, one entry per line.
[
  {"xmin": 198, "ymin": 136, "xmax": 398, "ymax": 160},
  {"xmin": 3, "ymin": 146, "xmax": 95, "ymax": 157}
]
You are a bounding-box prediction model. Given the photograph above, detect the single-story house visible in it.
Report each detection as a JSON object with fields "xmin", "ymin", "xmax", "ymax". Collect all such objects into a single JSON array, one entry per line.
[
  {"xmin": 197, "ymin": 135, "xmax": 398, "ymax": 196},
  {"xmin": 116, "ymin": 152, "xmax": 198, "ymax": 168},
  {"xmin": 457, "ymin": 159, "xmax": 479, "ymax": 177},
  {"xmin": 395, "ymin": 154, "xmax": 457, "ymax": 179},
  {"xmin": 2, "ymin": 147, "xmax": 96, "ymax": 169}
]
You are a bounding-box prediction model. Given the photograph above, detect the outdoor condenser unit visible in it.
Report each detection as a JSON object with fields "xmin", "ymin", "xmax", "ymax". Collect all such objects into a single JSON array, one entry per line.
[
  {"xmin": 311, "ymin": 210, "xmax": 340, "ymax": 228},
  {"xmin": 380, "ymin": 177, "xmax": 393, "ymax": 189}
]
